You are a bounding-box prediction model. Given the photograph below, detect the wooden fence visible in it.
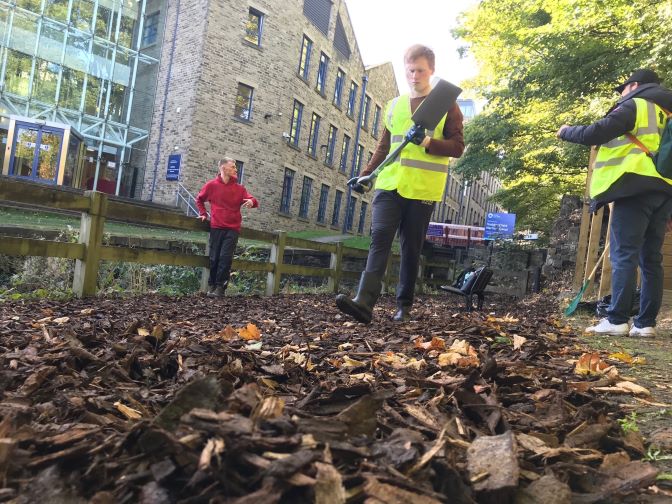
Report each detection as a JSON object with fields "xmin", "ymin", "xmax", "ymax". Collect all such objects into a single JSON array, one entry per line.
[{"xmin": 0, "ymin": 177, "xmax": 460, "ymax": 297}]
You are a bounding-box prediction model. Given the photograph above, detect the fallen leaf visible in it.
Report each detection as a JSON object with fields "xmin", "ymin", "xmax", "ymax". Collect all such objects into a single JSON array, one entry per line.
[
  {"xmin": 198, "ymin": 438, "xmax": 225, "ymax": 470},
  {"xmin": 513, "ymin": 335, "xmax": 527, "ymax": 350},
  {"xmin": 342, "ymin": 355, "xmax": 366, "ymax": 367},
  {"xmin": 53, "ymin": 317, "xmax": 70, "ymax": 325},
  {"xmin": 575, "ymin": 352, "xmax": 610, "ymax": 376},
  {"xmin": 219, "ymin": 325, "xmax": 237, "ymax": 340},
  {"xmin": 80, "ymin": 308, "xmax": 95, "ymax": 315},
  {"xmin": 609, "ymin": 352, "xmax": 634, "ymax": 364},
  {"xmin": 239, "ymin": 323, "xmax": 261, "ymax": 341},
  {"xmin": 137, "ymin": 328, "xmax": 150, "ymax": 336}
]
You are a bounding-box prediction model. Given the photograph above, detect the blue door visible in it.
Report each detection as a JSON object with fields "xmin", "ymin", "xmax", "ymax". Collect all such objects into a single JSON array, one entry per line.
[{"xmin": 9, "ymin": 122, "xmax": 63, "ymax": 184}]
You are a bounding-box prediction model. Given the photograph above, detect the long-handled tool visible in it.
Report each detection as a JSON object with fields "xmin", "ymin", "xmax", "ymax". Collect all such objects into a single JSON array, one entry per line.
[
  {"xmin": 348, "ymin": 79, "xmax": 462, "ymax": 193},
  {"xmin": 564, "ymin": 244, "xmax": 610, "ymax": 316}
]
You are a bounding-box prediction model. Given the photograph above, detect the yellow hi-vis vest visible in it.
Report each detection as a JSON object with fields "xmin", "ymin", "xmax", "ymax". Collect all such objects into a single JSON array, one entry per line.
[
  {"xmin": 375, "ymin": 94, "xmax": 451, "ymax": 201},
  {"xmin": 591, "ymin": 97, "xmax": 672, "ymax": 200}
]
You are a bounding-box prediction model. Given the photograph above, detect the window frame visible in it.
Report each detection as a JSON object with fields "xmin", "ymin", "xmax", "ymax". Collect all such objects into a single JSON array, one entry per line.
[
  {"xmin": 298, "ymin": 35, "xmax": 313, "ymax": 81},
  {"xmin": 316, "ymin": 51, "xmax": 329, "ymax": 95},
  {"xmin": 141, "ymin": 11, "xmax": 160, "ymax": 48},
  {"xmin": 331, "ymin": 189, "xmax": 343, "ymax": 226},
  {"xmin": 307, "ymin": 112, "xmax": 321, "ymax": 156},
  {"xmin": 325, "ymin": 124, "xmax": 337, "ymax": 166},
  {"xmin": 235, "ymin": 160, "xmax": 244, "ymax": 183},
  {"xmin": 279, "ymin": 167, "xmax": 295, "ymax": 214},
  {"xmin": 298, "ymin": 175, "xmax": 313, "ymax": 219},
  {"xmin": 339, "ymin": 134, "xmax": 350, "ymax": 173},
  {"xmin": 346, "ymin": 80, "xmax": 358, "ymax": 117},
  {"xmin": 358, "ymin": 201, "xmax": 368, "ymax": 234},
  {"xmin": 244, "ymin": 7, "xmax": 264, "ymax": 46},
  {"xmin": 333, "ymin": 68, "xmax": 345, "ymax": 108},
  {"xmin": 288, "ymin": 99, "xmax": 304, "ymax": 147},
  {"xmin": 360, "ymin": 94, "xmax": 371, "ymax": 130},
  {"xmin": 233, "ymin": 82, "xmax": 254, "ymax": 122},
  {"xmin": 317, "ymin": 183, "xmax": 329, "ymax": 223},
  {"xmin": 372, "ymin": 104, "xmax": 381, "ymax": 137}
]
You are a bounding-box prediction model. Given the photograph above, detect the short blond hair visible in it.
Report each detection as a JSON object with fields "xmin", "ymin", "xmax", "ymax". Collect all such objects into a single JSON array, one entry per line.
[
  {"xmin": 404, "ymin": 44, "xmax": 435, "ymax": 70},
  {"xmin": 218, "ymin": 157, "xmax": 235, "ymax": 168}
]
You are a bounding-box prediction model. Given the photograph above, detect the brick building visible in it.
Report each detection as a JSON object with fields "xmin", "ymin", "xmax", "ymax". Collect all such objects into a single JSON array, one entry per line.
[{"xmin": 143, "ymin": 0, "xmax": 399, "ymax": 233}]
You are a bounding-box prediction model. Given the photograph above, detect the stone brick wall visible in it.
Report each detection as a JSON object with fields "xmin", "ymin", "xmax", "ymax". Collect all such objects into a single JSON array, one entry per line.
[{"xmin": 143, "ymin": 0, "xmax": 399, "ymax": 233}]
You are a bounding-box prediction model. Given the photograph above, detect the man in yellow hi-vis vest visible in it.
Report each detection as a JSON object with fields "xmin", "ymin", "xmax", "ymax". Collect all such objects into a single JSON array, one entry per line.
[
  {"xmin": 336, "ymin": 44, "xmax": 465, "ymax": 324},
  {"xmin": 558, "ymin": 69, "xmax": 672, "ymax": 337}
]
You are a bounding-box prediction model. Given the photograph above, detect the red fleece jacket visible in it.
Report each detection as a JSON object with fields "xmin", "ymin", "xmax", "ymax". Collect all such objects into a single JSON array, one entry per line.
[{"xmin": 196, "ymin": 175, "xmax": 258, "ymax": 232}]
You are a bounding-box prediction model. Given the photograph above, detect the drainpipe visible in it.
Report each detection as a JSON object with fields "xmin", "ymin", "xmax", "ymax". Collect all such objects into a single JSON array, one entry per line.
[
  {"xmin": 343, "ymin": 74, "xmax": 368, "ymax": 233},
  {"xmin": 149, "ymin": 0, "xmax": 181, "ymax": 201}
]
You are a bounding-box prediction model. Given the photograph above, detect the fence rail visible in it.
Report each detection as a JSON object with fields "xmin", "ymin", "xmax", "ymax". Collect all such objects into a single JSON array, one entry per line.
[{"xmin": 0, "ymin": 178, "xmax": 460, "ymax": 297}]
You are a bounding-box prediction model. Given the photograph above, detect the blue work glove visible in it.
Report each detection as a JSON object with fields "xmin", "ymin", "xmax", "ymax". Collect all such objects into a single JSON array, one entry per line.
[{"xmin": 406, "ymin": 125, "xmax": 426, "ymax": 145}]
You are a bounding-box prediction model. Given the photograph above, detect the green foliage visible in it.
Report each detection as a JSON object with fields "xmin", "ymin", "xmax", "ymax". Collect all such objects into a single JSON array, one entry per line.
[
  {"xmin": 617, "ymin": 412, "xmax": 639, "ymax": 434},
  {"xmin": 644, "ymin": 447, "xmax": 672, "ymax": 462},
  {"xmin": 454, "ymin": 0, "xmax": 672, "ymax": 233}
]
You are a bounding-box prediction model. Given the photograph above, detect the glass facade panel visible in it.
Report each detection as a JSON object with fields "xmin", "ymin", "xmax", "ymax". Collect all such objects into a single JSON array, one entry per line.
[
  {"xmin": 95, "ymin": 5, "xmax": 114, "ymax": 39},
  {"xmin": 4, "ymin": 49, "xmax": 32, "ymax": 96},
  {"xmin": 10, "ymin": 10, "xmax": 38, "ymax": 56},
  {"xmin": 44, "ymin": 0, "xmax": 69, "ymax": 23},
  {"xmin": 32, "ymin": 58, "xmax": 60, "ymax": 104},
  {"xmin": 36, "ymin": 130, "xmax": 62, "ymax": 181},
  {"xmin": 37, "ymin": 19, "xmax": 64, "ymax": 63},
  {"xmin": 117, "ymin": 13, "xmax": 135, "ymax": 48},
  {"xmin": 71, "ymin": 0, "xmax": 94, "ymax": 32}
]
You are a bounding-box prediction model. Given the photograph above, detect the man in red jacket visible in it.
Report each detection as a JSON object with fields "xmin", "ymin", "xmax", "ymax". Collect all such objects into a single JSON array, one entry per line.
[{"xmin": 196, "ymin": 158, "xmax": 258, "ymax": 297}]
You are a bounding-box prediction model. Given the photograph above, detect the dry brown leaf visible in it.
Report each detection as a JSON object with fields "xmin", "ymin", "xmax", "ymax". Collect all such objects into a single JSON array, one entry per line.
[
  {"xmin": 198, "ymin": 437, "xmax": 225, "ymax": 470},
  {"xmin": 219, "ymin": 325, "xmax": 237, "ymax": 340},
  {"xmin": 238, "ymin": 323, "xmax": 261, "ymax": 341},
  {"xmin": 113, "ymin": 401, "xmax": 142, "ymax": 420},
  {"xmin": 575, "ymin": 352, "xmax": 610, "ymax": 376},
  {"xmin": 80, "ymin": 308, "xmax": 95, "ymax": 315},
  {"xmin": 53, "ymin": 316, "xmax": 70, "ymax": 325},
  {"xmin": 137, "ymin": 328, "xmax": 150, "ymax": 336},
  {"xmin": 342, "ymin": 355, "xmax": 366, "ymax": 367},
  {"xmin": 513, "ymin": 335, "xmax": 527, "ymax": 350},
  {"xmin": 415, "ymin": 337, "xmax": 446, "ymax": 351},
  {"xmin": 254, "ymin": 397, "xmax": 285, "ymax": 420}
]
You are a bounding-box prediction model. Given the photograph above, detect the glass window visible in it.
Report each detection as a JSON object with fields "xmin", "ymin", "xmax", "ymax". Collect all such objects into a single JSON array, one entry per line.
[
  {"xmin": 37, "ymin": 19, "xmax": 65, "ymax": 63},
  {"xmin": 4, "ymin": 50, "xmax": 32, "ymax": 97},
  {"xmin": 372, "ymin": 104, "xmax": 381, "ymax": 137},
  {"xmin": 331, "ymin": 189, "xmax": 343, "ymax": 226},
  {"xmin": 307, "ymin": 112, "xmax": 320, "ymax": 156},
  {"xmin": 325, "ymin": 124, "xmax": 337, "ymax": 166},
  {"xmin": 108, "ymin": 83, "xmax": 126, "ymax": 122},
  {"xmin": 45, "ymin": 0, "xmax": 69, "ymax": 22},
  {"xmin": 142, "ymin": 11, "xmax": 160, "ymax": 47},
  {"xmin": 10, "ymin": 10, "xmax": 38, "ymax": 56},
  {"xmin": 16, "ymin": 0, "xmax": 42, "ymax": 13},
  {"xmin": 316, "ymin": 52, "xmax": 328, "ymax": 94},
  {"xmin": 32, "ymin": 59, "xmax": 60, "ymax": 104},
  {"xmin": 64, "ymin": 29, "xmax": 91, "ymax": 74},
  {"xmin": 361, "ymin": 95, "xmax": 371, "ymax": 130},
  {"xmin": 358, "ymin": 201, "xmax": 368, "ymax": 234},
  {"xmin": 95, "ymin": 5, "xmax": 113, "ymax": 39},
  {"xmin": 71, "ymin": 0, "xmax": 94, "ymax": 32},
  {"xmin": 333, "ymin": 68, "xmax": 344, "ymax": 107},
  {"xmin": 354, "ymin": 144, "xmax": 364, "ymax": 173},
  {"xmin": 235, "ymin": 160, "xmax": 244, "ymax": 183},
  {"xmin": 298, "ymin": 35, "xmax": 312, "ymax": 80},
  {"xmin": 288, "ymin": 100, "xmax": 303, "ymax": 147},
  {"xmin": 346, "ymin": 81, "xmax": 358, "ymax": 117},
  {"xmin": 280, "ymin": 168, "xmax": 295, "ymax": 214},
  {"xmin": 84, "ymin": 75, "xmax": 103, "ymax": 116},
  {"xmin": 317, "ymin": 184, "xmax": 329, "ymax": 223},
  {"xmin": 60, "ymin": 67, "xmax": 85, "ymax": 110},
  {"xmin": 117, "ymin": 14, "xmax": 135, "ymax": 48},
  {"xmin": 244, "ymin": 8, "xmax": 264, "ymax": 46},
  {"xmin": 234, "ymin": 83, "xmax": 254, "ymax": 121},
  {"xmin": 339, "ymin": 134, "xmax": 350, "ymax": 173},
  {"xmin": 299, "ymin": 176, "xmax": 312, "ymax": 218},
  {"xmin": 345, "ymin": 196, "xmax": 356, "ymax": 231}
]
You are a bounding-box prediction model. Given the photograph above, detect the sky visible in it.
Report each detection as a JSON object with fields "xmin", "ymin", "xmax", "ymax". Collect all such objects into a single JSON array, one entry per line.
[{"xmin": 344, "ymin": 0, "xmax": 481, "ymax": 93}]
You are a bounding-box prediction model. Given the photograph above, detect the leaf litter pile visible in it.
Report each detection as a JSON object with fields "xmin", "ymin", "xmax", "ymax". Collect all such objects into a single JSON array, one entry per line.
[{"xmin": 0, "ymin": 293, "xmax": 669, "ymax": 503}]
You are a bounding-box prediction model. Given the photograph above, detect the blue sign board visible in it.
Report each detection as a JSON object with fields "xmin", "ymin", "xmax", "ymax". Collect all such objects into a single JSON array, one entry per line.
[
  {"xmin": 166, "ymin": 154, "xmax": 181, "ymax": 181},
  {"xmin": 484, "ymin": 212, "xmax": 516, "ymax": 240}
]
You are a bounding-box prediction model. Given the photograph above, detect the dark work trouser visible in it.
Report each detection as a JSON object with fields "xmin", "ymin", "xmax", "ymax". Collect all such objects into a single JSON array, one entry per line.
[
  {"xmin": 365, "ymin": 189, "xmax": 435, "ymax": 308},
  {"xmin": 208, "ymin": 228, "xmax": 239, "ymax": 288},
  {"xmin": 607, "ymin": 193, "xmax": 672, "ymax": 327}
]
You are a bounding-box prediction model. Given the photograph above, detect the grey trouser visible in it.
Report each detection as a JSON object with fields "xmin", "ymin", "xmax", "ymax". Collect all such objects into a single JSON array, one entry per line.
[
  {"xmin": 364, "ymin": 189, "xmax": 435, "ymax": 308},
  {"xmin": 607, "ymin": 193, "xmax": 672, "ymax": 327}
]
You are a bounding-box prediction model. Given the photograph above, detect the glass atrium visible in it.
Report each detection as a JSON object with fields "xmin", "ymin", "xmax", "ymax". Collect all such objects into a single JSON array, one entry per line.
[{"xmin": 0, "ymin": 0, "xmax": 162, "ymax": 197}]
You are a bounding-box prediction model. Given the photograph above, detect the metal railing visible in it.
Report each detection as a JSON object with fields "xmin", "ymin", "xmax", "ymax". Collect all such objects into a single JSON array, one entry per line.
[{"xmin": 176, "ymin": 182, "xmax": 204, "ymax": 218}]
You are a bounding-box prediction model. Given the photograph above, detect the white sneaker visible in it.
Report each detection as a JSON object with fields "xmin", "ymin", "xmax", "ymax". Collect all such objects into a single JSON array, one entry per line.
[
  {"xmin": 629, "ymin": 326, "xmax": 656, "ymax": 337},
  {"xmin": 585, "ymin": 318, "xmax": 629, "ymax": 335}
]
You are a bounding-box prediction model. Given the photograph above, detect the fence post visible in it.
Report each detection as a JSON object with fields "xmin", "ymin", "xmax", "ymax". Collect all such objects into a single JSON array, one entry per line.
[
  {"xmin": 416, "ymin": 256, "xmax": 425, "ymax": 294},
  {"xmin": 328, "ymin": 242, "xmax": 343, "ymax": 293},
  {"xmin": 200, "ymin": 239, "xmax": 210, "ymax": 293},
  {"xmin": 73, "ymin": 191, "xmax": 107, "ymax": 297},
  {"xmin": 266, "ymin": 230, "xmax": 286, "ymax": 296}
]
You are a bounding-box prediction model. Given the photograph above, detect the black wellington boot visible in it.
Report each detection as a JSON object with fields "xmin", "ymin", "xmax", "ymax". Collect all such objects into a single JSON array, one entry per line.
[
  {"xmin": 335, "ymin": 272, "xmax": 382, "ymax": 324},
  {"xmin": 393, "ymin": 305, "xmax": 410, "ymax": 322}
]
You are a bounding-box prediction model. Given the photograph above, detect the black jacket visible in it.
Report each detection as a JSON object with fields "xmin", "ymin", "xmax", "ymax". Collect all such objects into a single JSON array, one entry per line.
[{"xmin": 560, "ymin": 83, "xmax": 672, "ymax": 205}]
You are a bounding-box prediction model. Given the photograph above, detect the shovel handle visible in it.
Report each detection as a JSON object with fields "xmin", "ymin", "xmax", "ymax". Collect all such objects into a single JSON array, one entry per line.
[{"xmin": 586, "ymin": 243, "xmax": 610, "ymax": 283}]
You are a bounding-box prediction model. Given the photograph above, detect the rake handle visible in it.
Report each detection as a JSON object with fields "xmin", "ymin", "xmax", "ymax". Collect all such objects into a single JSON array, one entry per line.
[{"xmin": 585, "ymin": 243, "xmax": 610, "ymax": 283}]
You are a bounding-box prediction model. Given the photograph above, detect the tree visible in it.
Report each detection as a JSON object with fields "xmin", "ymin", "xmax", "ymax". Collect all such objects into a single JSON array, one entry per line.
[{"xmin": 454, "ymin": 0, "xmax": 672, "ymax": 233}]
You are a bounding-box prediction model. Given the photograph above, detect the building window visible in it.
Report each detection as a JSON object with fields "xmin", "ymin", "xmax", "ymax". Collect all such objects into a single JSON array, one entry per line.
[
  {"xmin": 325, "ymin": 124, "xmax": 337, "ymax": 166},
  {"xmin": 333, "ymin": 68, "xmax": 345, "ymax": 107},
  {"xmin": 235, "ymin": 160, "xmax": 244, "ymax": 183},
  {"xmin": 303, "ymin": 0, "xmax": 332, "ymax": 35},
  {"xmin": 331, "ymin": 190, "xmax": 343, "ymax": 226},
  {"xmin": 280, "ymin": 168, "xmax": 295, "ymax": 214},
  {"xmin": 367, "ymin": 151, "xmax": 373, "ymax": 164},
  {"xmin": 372, "ymin": 104, "xmax": 381, "ymax": 137},
  {"xmin": 289, "ymin": 100, "xmax": 304, "ymax": 147},
  {"xmin": 317, "ymin": 184, "xmax": 329, "ymax": 223},
  {"xmin": 298, "ymin": 35, "xmax": 312, "ymax": 80},
  {"xmin": 307, "ymin": 112, "xmax": 321, "ymax": 156},
  {"xmin": 360, "ymin": 95, "xmax": 371, "ymax": 130},
  {"xmin": 142, "ymin": 11, "xmax": 160, "ymax": 47},
  {"xmin": 354, "ymin": 144, "xmax": 364, "ymax": 173},
  {"xmin": 244, "ymin": 7, "xmax": 264, "ymax": 46},
  {"xmin": 299, "ymin": 176, "xmax": 313, "ymax": 218},
  {"xmin": 345, "ymin": 196, "xmax": 357, "ymax": 231},
  {"xmin": 234, "ymin": 83, "xmax": 254, "ymax": 121},
  {"xmin": 358, "ymin": 201, "xmax": 368, "ymax": 234},
  {"xmin": 339, "ymin": 134, "xmax": 350, "ymax": 173},
  {"xmin": 346, "ymin": 81, "xmax": 358, "ymax": 117},
  {"xmin": 316, "ymin": 52, "xmax": 329, "ymax": 95}
]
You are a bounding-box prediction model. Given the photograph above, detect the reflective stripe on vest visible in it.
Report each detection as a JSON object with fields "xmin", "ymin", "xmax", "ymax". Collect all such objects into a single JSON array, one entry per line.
[
  {"xmin": 376, "ymin": 93, "xmax": 451, "ymax": 201},
  {"xmin": 591, "ymin": 98, "xmax": 672, "ymax": 199}
]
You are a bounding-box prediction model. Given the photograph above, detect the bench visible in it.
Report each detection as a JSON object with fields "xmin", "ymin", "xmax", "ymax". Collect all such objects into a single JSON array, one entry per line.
[{"xmin": 439, "ymin": 266, "xmax": 493, "ymax": 311}]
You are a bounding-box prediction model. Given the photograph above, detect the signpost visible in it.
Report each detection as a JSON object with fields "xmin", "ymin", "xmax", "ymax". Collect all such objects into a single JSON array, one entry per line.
[
  {"xmin": 166, "ymin": 154, "xmax": 181, "ymax": 181},
  {"xmin": 484, "ymin": 212, "xmax": 516, "ymax": 240}
]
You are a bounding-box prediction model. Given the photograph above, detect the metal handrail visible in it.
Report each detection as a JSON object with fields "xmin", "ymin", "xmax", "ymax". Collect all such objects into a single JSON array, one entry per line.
[{"xmin": 176, "ymin": 182, "xmax": 206, "ymax": 218}]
